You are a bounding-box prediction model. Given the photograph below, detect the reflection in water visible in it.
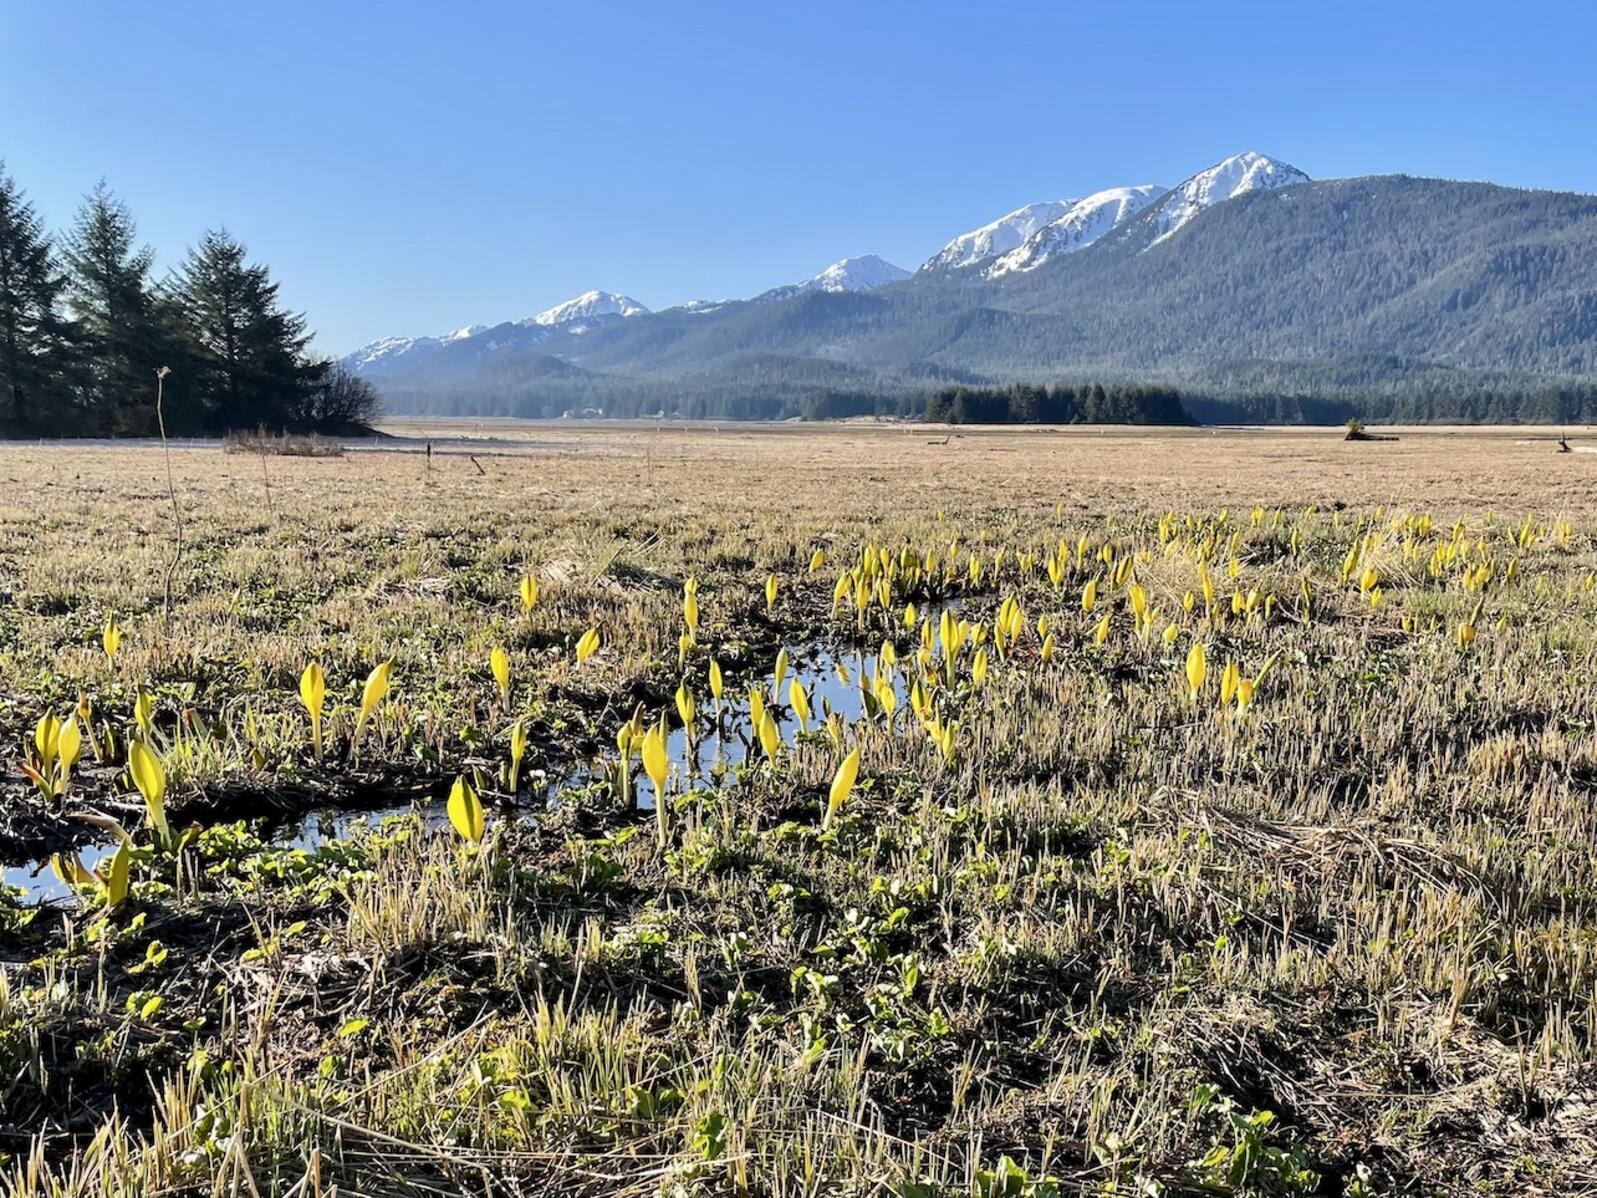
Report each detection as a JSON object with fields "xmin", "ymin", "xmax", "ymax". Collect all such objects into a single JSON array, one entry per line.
[{"xmin": 630, "ymin": 644, "xmax": 909, "ymax": 809}]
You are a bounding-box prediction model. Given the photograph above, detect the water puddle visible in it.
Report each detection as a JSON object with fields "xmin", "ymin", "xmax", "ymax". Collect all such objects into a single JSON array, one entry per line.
[
  {"xmin": 1, "ymin": 640, "xmax": 915, "ymax": 906},
  {"xmin": 3, "ymin": 857, "xmax": 86, "ymax": 905},
  {"xmin": 631, "ymin": 644, "xmax": 909, "ymax": 807}
]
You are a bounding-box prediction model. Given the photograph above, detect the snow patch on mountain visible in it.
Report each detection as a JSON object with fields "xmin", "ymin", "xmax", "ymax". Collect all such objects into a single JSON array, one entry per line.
[
  {"xmin": 987, "ymin": 185, "xmax": 1166, "ymax": 277},
  {"xmin": 920, "ymin": 201, "xmax": 1078, "ymax": 272},
  {"xmin": 524, "ymin": 290, "xmax": 650, "ymax": 327},
  {"xmin": 343, "ymin": 332, "xmax": 465, "ymax": 374},
  {"xmin": 808, "ymin": 255, "xmax": 910, "ymax": 292},
  {"xmin": 754, "ymin": 255, "xmax": 912, "ymax": 303},
  {"xmin": 1148, "ymin": 151, "xmax": 1309, "ymax": 245}
]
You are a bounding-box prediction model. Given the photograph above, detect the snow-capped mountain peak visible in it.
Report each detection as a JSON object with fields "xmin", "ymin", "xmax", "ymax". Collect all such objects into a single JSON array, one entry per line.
[
  {"xmin": 442, "ymin": 323, "xmax": 487, "ymax": 343},
  {"xmin": 1149, "ymin": 151, "xmax": 1308, "ymax": 244},
  {"xmin": 344, "ymin": 335, "xmax": 428, "ymax": 371},
  {"xmin": 809, "ymin": 255, "xmax": 911, "ymax": 292},
  {"xmin": 752, "ymin": 255, "xmax": 912, "ymax": 303},
  {"xmin": 987, "ymin": 185, "xmax": 1166, "ymax": 277},
  {"xmin": 525, "ymin": 290, "xmax": 650, "ymax": 327},
  {"xmin": 920, "ymin": 200, "xmax": 1079, "ymax": 273}
]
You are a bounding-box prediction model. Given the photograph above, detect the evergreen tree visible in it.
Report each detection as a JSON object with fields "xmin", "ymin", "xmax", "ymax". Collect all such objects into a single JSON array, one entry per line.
[
  {"xmin": 168, "ymin": 229, "xmax": 319, "ymax": 430},
  {"xmin": 62, "ymin": 182, "xmax": 164, "ymax": 434},
  {"xmin": 0, "ymin": 164, "xmax": 75, "ymax": 432}
]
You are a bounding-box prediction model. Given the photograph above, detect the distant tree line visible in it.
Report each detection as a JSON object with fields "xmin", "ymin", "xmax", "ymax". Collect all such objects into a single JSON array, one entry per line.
[
  {"xmin": 0, "ymin": 163, "xmax": 376, "ymax": 437},
  {"xmin": 920, "ymin": 382, "xmax": 1194, "ymax": 425}
]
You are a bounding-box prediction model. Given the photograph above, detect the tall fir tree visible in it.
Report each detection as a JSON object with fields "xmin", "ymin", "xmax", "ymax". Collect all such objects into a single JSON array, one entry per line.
[
  {"xmin": 0, "ymin": 163, "xmax": 76, "ymax": 432},
  {"xmin": 63, "ymin": 182, "xmax": 167, "ymax": 434},
  {"xmin": 169, "ymin": 229, "xmax": 321, "ymax": 430}
]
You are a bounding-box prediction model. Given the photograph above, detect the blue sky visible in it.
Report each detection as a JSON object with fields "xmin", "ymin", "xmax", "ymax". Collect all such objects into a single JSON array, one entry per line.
[{"xmin": 4, "ymin": 0, "xmax": 1594, "ymax": 353}]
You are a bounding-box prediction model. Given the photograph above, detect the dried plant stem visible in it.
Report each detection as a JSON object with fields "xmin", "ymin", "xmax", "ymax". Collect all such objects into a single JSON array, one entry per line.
[{"xmin": 155, "ymin": 366, "xmax": 182, "ymax": 629}]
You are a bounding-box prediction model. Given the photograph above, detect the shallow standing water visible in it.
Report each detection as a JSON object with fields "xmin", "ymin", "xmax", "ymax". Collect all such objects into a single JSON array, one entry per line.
[{"xmin": 2, "ymin": 642, "xmax": 912, "ymax": 905}]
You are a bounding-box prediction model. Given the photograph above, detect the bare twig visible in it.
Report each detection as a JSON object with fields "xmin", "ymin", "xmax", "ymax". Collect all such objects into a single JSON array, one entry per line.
[{"xmin": 155, "ymin": 365, "xmax": 182, "ymax": 630}]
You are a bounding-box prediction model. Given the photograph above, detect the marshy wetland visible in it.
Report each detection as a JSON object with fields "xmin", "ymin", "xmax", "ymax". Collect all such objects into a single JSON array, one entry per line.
[{"xmin": 3, "ymin": 423, "xmax": 1597, "ymax": 1196}]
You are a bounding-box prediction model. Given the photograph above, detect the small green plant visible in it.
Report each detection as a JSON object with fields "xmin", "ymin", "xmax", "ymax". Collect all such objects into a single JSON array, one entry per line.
[{"xmin": 1188, "ymin": 1085, "xmax": 1321, "ymax": 1195}]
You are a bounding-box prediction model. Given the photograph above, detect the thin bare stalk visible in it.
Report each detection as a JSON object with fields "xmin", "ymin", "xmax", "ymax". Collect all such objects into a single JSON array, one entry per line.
[{"xmin": 155, "ymin": 366, "xmax": 182, "ymax": 630}]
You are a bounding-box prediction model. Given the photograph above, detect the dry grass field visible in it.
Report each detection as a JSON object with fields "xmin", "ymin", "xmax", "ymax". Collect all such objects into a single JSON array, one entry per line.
[{"xmin": 3, "ymin": 423, "xmax": 1597, "ymax": 1196}]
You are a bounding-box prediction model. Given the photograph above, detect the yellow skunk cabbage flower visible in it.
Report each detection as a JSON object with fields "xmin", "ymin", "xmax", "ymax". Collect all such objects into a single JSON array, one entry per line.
[
  {"xmin": 999, "ymin": 595, "xmax": 1023, "ymax": 640},
  {"xmin": 575, "ymin": 627, "xmax": 601, "ymax": 664},
  {"xmin": 1185, "ymin": 642, "xmax": 1207, "ymax": 699},
  {"xmin": 1458, "ymin": 599, "xmax": 1484, "ymax": 648},
  {"xmin": 904, "ymin": 602, "xmax": 918, "ymax": 629},
  {"xmin": 1040, "ymin": 632, "xmax": 1056, "ymax": 662},
  {"xmin": 683, "ymin": 589, "xmax": 700, "ymax": 636},
  {"xmin": 790, "ymin": 680, "xmax": 811, "ymax": 732},
  {"xmin": 1220, "ymin": 660, "xmax": 1240, "ymax": 706},
  {"xmin": 57, "ymin": 717, "xmax": 82, "ymax": 778},
  {"xmin": 1093, "ymin": 614, "xmax": 1110, "ymax": 646},
  {"xmin": 824, "ymin": 712, "xmax": 844, "ymax": 751},
  {"xmin": 1129, "ymin": 583, "xmax": 1147, "ymax": 622},
  {"xmin": 299, "ymin": 662, "xmax": 326, "ymax": 757},
  {"xmin": 355, "ymin": 661, "xmax": 392, "ymax": 743},
  {"xmin": 642, "ymin": 718, "xmax": 670, "ymax": 846},
  {"xmin": 1082, "ymin": 577, "xmax": 1098, "ymax": 612},
  {"xmin": 824, "ymin": 747, "xmax": 861, "ymax": 831},
  {"xmin": 1236, "ymin": 678, "xmax": 1257, "ymax": 712},
  {"xmin": 519, "ymin": 575, "xmax": 540, "ymax": 612},
  {"xmin": 832, "ymin": 572, "xmax": 852, "ymax": 609},
  {"xmin": 971, "ymin": 648, "xmax": 989, "ymax": 688},
  {"xmin": 105, "ymin": 840, "xmax": 132, "ymax": 909},
  {"xmin": 765, "ymin": 574, "xmax": 780, "ymax": 612},
  {"xmin": 103, "ymin": 617, "xmax": 122, "ymax": 661},
  {"xmin": 675, "ymin": 679, "xmax": 696, "ymax": 729},
  {"xmin": 134, "ymin": 690, "xmax": 155, "ymax": 739},
  {"xmin": 491, "ymin": 646, "xmax": 511, "ymax": 702},
  {"xmin": 708, "ymin": 659, "xmax": 724, "ymax": 705},
  {"xmin": 758, "ymin": 711, "xmax": 780, "ymax": 762},
  {"xmin": 35, "ymin": 712, "xmax": 60, "ymax": 764},
  {"xmin": 509, "ymin": 720, "xmax": 528, "ymax": 792},
  {"xmin": 615, "ymin": 717, "xmax": 636, "ymax": 807},
  {"xmin": 447, "ymin": 776, "xmax": 485, "ymax": 843},
  {"xmin": 749, "ymin": 688, "xmax": 766, "ymax": 734},
  {"xmin": 128, "ymin": 739, "xmax": 170, "ymax": 846},
  {"xmin": 873, "ymin": 674, "xmax": 897, "ymax": 717},
  {"xmin": 773, "ymin": 647, "xmax": 790, "ymax": 697},
  {"xmin": 52, "ymin": 851, "xmax": 95, "ymax": 891},
  {"xmin": 810, "ymin": 548, "xmax": 826, "ymax": 571}
]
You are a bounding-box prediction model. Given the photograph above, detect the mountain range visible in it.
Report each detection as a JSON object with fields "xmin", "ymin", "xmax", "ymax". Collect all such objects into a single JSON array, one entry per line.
[{"xmin": 346, "ymin": 151, "xmax": 1597, "ymax": 423}]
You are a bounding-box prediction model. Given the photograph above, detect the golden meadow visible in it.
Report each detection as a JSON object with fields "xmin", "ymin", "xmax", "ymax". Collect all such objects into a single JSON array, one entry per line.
[{"xmin": 2, "ymin": 424, "xmax": 1596, "ymax": 1196}]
